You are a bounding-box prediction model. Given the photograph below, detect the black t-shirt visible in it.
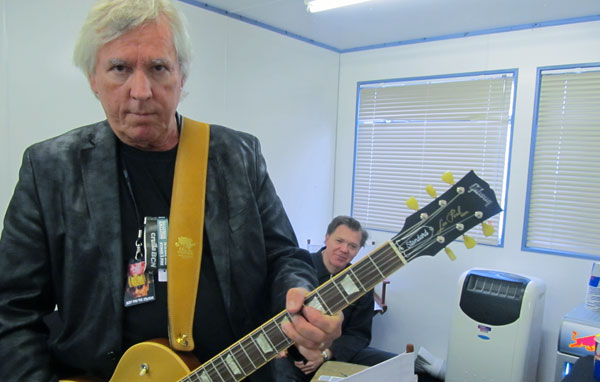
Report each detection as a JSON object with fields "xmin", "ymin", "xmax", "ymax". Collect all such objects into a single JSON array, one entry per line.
[{"xmin": 118, "ymin": 140, "xmax": 236, "ymax": 363}]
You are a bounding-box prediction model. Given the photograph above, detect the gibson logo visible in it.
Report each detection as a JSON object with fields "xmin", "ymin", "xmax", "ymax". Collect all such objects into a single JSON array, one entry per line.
[
  {"xmin": 396, "ymin": 226, "xmax": 434, "ymax": 250},
  {"xmin": 468, "ymin": 183, "xmax": 493, "ymax": 207}
]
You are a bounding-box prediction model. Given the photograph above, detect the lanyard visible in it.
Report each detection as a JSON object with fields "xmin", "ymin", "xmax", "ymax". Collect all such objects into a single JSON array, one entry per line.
[{"xmin": 121, "ymin": 157, "xmax": 144, "ymax": 262}]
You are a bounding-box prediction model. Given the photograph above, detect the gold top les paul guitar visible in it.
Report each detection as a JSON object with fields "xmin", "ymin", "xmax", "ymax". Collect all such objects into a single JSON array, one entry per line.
[{"xmin": 62, "ymin": 170, "xmax": 502, "ymax": 382}]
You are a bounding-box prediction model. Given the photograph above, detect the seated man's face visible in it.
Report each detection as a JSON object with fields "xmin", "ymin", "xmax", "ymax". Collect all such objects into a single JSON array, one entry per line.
[
  {"xmin": 89, "ymin": 17, "xmax": 185, "ymax": 151},
  {"xmin": 322, "ymin": 225, "xmax": 362, "ymax": 273}
]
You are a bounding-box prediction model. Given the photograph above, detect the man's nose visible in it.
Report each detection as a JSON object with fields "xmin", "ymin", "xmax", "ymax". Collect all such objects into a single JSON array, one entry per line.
[{"xmin": 130, "ymin": 70, "xmax": 152, "ymax": 100}]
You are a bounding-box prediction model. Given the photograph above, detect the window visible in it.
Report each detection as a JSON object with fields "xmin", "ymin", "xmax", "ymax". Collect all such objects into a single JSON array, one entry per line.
[
  {"xmin": 352, "ymin": 71, "xmax": 516, "ymax": 246},
  {"xmin": 523, "ymin": 64, "xmax": 600, "ymax": 259}
]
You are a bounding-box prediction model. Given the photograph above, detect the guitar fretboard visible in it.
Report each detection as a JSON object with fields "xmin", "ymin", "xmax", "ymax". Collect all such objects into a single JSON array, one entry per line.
[{"xmin": 181, "ymin": 241, "xmax": 406, "ymax": 382}]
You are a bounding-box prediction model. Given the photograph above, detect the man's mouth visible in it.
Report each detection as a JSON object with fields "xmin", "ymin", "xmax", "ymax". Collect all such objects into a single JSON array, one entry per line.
[{"xmin": 129, "ymin": 111, "xmax": 154, "ymax": 116}]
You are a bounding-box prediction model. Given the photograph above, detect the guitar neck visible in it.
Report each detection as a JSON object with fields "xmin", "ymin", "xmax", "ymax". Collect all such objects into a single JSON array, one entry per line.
[
  {"xmin": 183, "ymin": 170, "xmax": 502, "ymax": 381},
  {"xmin": 183, "ymin": 241, "xmax": 406, "ymax": 382}
]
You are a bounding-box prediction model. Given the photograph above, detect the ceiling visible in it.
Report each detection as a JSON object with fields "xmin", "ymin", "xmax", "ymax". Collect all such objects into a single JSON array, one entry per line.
[{"xmin": 181, "ymin": 0, "xmax": 600, "ymax": 52}]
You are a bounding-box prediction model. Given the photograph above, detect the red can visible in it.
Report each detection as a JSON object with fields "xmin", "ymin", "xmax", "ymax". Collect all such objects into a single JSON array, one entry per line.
[{"xmin": 595, "ymin": 335, "xmax": 600, "ymax": 379}]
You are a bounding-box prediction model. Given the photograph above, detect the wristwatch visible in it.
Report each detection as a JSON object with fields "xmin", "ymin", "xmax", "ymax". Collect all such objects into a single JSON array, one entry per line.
[{"xmin": 322, "ymin": 349, "xmax": 330, "ymax": 362}]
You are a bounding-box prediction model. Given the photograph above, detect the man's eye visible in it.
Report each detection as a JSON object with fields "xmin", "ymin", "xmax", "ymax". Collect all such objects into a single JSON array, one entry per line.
[
  {"xmin": 111, "ymin": 65, "xmax": 127, "ymax": 72},
  {"xmin": 153, "ymin": 65, "xmax": 167, "ymax": 72}
]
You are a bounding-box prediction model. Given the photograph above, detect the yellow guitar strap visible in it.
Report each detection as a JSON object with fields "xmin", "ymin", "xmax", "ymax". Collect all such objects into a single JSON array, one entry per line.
[{"xmin": 167, "ymin": 117, "xmax": 210, "ymax": 351}]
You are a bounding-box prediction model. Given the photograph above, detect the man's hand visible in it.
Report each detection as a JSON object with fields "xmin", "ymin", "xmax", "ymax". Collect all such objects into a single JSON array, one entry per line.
[
  {"xmin": 280, "ymin": 287, "xmax": 343, "ymax": 361},
  {"xmin": 294, "ymin": 355, "xmax": 324, "ymax": 375}
]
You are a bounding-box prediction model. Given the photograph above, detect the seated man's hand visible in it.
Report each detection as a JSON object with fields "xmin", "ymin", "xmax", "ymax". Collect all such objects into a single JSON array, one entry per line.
[
  {"xmin": 281, "ymin": 288, "xmax": 343, "ymax": 361},
  {"xmin": 294, "ymin": 346, "xmax": 325, "ymax": 374}
]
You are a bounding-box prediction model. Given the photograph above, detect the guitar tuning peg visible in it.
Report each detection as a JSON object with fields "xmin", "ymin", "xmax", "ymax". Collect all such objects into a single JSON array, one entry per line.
[
  {"xmin": 463, "ymin": 234, "xmax": 477, "ymax": 249},
  {"xmin": 481, "ymin": 221, "xmax": 495, "ymax": 237},
  {"xmin": 444, "ymin": 246, "xmax": 456, "ymax": 261},
  {"xmin": 425, "ymin": 184, "xmax": 437, "ymax": 199},
  {"xmin": 442, "ymin": 171, "xmax": 455, "ymax": 185},
  {"xmin": 406, "ymin": 196, "xmax": 419, "ymax": 211}
]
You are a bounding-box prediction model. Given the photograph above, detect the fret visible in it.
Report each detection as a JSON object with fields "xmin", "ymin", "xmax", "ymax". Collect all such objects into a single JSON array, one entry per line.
[
  {"xmin": 261, "ymin": 323, "xmax": 284, "ymax": 355},
  {"xmin": 238, "ymin": 342, "xmax": 257, "ymax": 370},
  {"xmin": 210, "ymin": 361, "xmax": 226, "ymax": 382},
  {"xmin": 351, "ymin": 252, "xmax": 384, "ymax": 289},
  {"xmin": 347, "ymin": 267, "xmax": 367, "ymax": 292},
  {"xmin": 192, "ymin": 366, "xmax": 213, "ymax": 382},
  {"xmin": 257, "ymin": 326, "xmax": 277, "ymax": 357},
  {"xmin": 365, "ymin": 254, "xmax": 386, "ymax": 279},
  {"xmin": 229, "ymin": 342, "xmax": 255, "ymax": 375},
  {"xmin": 240, "ymin": 335, "xmax": 267, "ymax": 367},
  {"xmin": 197, "ymin": 370, "xmax": 211, "ymax": 382},
  {"xmin": 307, "ymin": 290, "xmax": 333, "ymax": 315},
  {"xmin": 374, "ymin": 245, "xmax": 405, "ymax": 274},
  {"xmin": 224, "ymin": 350, "xmax": 246, "ymax": 380},
  {"xmin": 182, "ymin": 370, "xmax": 204, "ymax": 382},
  {"xmin": 273, "ymin": 314, "xmax": 295, "ymax": 349},
  {"xmin": 214, "ymin": 354, "xmax": 238, "ymax": 381},
  {"xmin": 186, "ymin": 371, "xmax": 202, "ymax": 382},
  {"xmin": 192, "ymin": 364, "xmax": 218, "ymax": 382},
  {"xmin": 330, "ymin": 277, "xmax": 352, "ymax": 305},
  {"xmin": 314, "ymin": 274, "xmax": 360, "ymax": 314},
  {"xmin": 248, "ymin": 334, "xmax": 269, "ymax": 362},
  {"xmin": 315, "ymin": 283, "xmax": 341, "ymax": 314},
  {"xmin": 351, "ymin": 263, "xmax": 378, "ymax": 293}
]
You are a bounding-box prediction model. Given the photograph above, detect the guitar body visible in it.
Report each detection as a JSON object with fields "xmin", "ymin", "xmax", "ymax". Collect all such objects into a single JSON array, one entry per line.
[{"xmin": 60, "ymin": 339, "xmax": 200, "ymax": 382}]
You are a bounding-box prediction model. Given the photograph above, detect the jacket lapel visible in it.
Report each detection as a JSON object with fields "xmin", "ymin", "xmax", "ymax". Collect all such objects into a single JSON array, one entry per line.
[
  {"xmin": 79, "ymin": 121, "xmax": 124, "ymax": 315},
  {"xmin": 204, "ymin": 138, "xmax": 233, "ymax": 314}
]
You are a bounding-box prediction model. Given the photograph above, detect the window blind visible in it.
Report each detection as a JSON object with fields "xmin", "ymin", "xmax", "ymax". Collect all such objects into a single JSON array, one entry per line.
[
  {"xmin": 352, "ymin": 72, "xmax": 515, "ymax": 246},
  {"xmin": 523, "ymin": 66, "xmax": 600, "ymax": 258}
]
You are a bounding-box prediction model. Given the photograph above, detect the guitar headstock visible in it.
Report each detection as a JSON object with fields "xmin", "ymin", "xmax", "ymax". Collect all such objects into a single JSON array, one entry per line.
[{"xmin": 392, "ymin": 170, "xmax": 502, "ymax": 263}]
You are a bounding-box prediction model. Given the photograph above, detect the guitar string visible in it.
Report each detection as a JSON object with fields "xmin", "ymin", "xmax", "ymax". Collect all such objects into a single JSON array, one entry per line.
[
  {"xmin": 390, "ymin": 188, "xmax": 465, "ymax": 248},
  {"xmin": 184, "ymin": 202, "xmax": 484, "ymax": 382},
  {"xmin": 186, "ymin": 311, "xmax": 295, "ymax": 382},
  {"xmin": 316, "ymin": 200, "xmax": 461, "ymax": 308}
]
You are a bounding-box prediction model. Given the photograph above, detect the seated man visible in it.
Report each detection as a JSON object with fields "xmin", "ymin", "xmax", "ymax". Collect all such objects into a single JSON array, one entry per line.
[{"xmin": 274, "ymin": 216, "xmax": 397, "ymax": 380}]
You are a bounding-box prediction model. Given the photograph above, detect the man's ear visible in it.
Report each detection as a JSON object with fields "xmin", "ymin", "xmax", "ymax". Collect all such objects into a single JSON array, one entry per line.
[{"xmin": 89, "ymin": 74, "xmax": 97, "ymax": 94}]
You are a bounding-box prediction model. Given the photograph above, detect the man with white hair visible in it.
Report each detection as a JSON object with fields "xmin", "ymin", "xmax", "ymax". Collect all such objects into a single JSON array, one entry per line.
[{"xmin": 0, "ymin": 1, "xmax": 341, "ymax": 381}]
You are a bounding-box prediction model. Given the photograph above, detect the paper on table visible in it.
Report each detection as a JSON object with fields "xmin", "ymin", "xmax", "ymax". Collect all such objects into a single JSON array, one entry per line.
[{"xmin": 338, "ymin": 351, "xmax": 417, "ymax": 382}]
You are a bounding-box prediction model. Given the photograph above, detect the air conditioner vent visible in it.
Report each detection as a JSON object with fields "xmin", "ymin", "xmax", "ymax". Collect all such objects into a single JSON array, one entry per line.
[{"xmin": 466, "ymin": 274, "xmax": 526, "ymax": 301}]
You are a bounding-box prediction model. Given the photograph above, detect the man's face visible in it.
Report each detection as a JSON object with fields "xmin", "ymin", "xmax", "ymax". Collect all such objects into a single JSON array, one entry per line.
[
  {"xmin": 322, "ymin": 224, "xmax": 362, "ymax": 274},
  {"xmin": 89, "ymin": 17, "xmax": 184, "ymax": 151}
]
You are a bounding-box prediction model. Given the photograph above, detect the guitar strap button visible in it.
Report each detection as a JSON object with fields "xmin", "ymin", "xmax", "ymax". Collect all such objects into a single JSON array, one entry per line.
[{"xmin": 177, "ymin": 334, "xmax": 189, "ymax": 347}]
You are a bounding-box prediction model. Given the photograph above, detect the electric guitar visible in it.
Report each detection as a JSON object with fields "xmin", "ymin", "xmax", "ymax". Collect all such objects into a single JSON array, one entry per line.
[{"xmin": 62, "ymin": 170, "xmax": 502, "ymax": 382}]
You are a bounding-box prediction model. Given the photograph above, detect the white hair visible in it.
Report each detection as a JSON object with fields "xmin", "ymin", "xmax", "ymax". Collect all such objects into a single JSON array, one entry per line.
[{"xmin": 73, "ymin": 0, "xmax": 192, "ymax": 79}]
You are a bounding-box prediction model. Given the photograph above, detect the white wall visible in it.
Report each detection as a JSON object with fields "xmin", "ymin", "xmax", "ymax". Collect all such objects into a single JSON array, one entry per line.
[
  {"xmin": 335, "ymin": 21, "xmax": 600, "ymax": 382},
  {"xmin": 0, "ymin": 0, "xmax": 339, "ymax": 242}
]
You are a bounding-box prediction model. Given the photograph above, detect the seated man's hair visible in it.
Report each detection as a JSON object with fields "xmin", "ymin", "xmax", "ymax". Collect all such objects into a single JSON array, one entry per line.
[{"xmin": 326, "ymin": 215, "xmax": 368, "ymax": 247}]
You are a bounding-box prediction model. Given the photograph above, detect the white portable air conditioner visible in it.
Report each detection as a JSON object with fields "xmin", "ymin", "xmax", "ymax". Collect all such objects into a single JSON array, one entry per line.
[{"xmin": 445, "ymin": 269, "xmax": 546, "ymax": 382}]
